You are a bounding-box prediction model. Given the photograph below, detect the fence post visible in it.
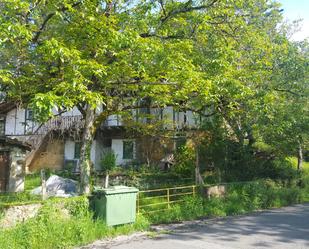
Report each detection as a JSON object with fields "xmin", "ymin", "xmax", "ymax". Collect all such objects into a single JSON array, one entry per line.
[
  {"xmin": 137, "ymin": 193, "xmax": 140, "ymax": 214},
  {"xmin": 193, "ymin": 185, "xmax": 196, "ymax": 197},
  {"xmin": 167, "ymin": 188, "xmax": 170, "ymax": 209},
  {"xmin": 41, "ymin": 169, "xmax": 47, "ymax": 201}
]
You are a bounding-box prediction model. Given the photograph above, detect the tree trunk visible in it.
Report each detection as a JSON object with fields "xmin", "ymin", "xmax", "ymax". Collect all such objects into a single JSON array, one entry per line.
[
  {"xmin": 195, "ymin": 147, "xmax": 204, "ymax": 185},
  {"xmin": 79, "ymin": 105, "xmax": 95, "ymax": 195},
  {"xmin": 297, "ymin": 141, "xmax": 303, "ymax": 172}
]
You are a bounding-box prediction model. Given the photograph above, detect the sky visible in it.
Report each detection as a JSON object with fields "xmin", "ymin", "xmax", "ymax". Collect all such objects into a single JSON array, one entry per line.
[{"xmin": 279, "ymin": 0, "xmax": 309, "ymax": 41}]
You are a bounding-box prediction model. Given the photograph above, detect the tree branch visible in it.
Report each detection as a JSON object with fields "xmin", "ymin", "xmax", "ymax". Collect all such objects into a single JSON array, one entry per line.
[
  {"xmin": 274, "ymin": 88, "xmax": 303, "ymax": 97},
  {"xmin": 32, "ymin": 1, "xmax": 82, "ymax": 43},
  {"xmin": 161, "ymin": 0, "xmax": 218, "ymax": 23}
]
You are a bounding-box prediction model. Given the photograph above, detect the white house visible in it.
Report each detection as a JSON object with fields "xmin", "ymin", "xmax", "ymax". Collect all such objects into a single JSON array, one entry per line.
[{"xmin": 0, "ymin": 101, "xmax": 201, "ymax": 172}]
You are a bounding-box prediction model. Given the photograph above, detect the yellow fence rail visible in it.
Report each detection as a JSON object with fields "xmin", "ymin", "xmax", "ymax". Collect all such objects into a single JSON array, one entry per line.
[{"xmin": 137, "ymin": 185, "xmax": 196, "ymax": 214}]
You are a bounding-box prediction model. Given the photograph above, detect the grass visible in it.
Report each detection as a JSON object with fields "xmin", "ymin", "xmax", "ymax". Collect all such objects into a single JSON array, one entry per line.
[
  {"xmin": 0, "ymin": 197, "xmax": 150, "ymax": 249},
  {"xmin": 0, "ymin": 213, "xmax": 149, "ymax": 249},
  {"xmin": 1, "ymin": 163, "xmax": 308, "ymax": 249},
  {"xmin": 1, "ymin": 179, "xmax": 307, "ymax": 248},
  {"xmin": 24, "ymin": 173, "xmax": 41, "ymax": 191},
  {"xmin": 287, "ymin": 157, "xmax": 309, "ymax": 172},
  {"xmin": 144, "ymin": 179, "xmax": 308, "ymax": 224},
  {"xmin": 0, "ymin": 173, "xmax": 42, "ymax": 208}
]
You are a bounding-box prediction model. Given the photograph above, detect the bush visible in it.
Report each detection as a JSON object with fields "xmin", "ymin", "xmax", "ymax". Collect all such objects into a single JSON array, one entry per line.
[
  {"xmin": 0, "ymin": 197, "xmax": 149, "ymax": 249},
  {"xmin": 172, "ymin": 145, "xmax": 195, "ymax": 177},
  {"xmin": 100, "ymin": 151, "xmax": 117, "ymax": 172},
  {"xmin": 203, "ymin": 197, "xmax": 226, "ymax": 217}
]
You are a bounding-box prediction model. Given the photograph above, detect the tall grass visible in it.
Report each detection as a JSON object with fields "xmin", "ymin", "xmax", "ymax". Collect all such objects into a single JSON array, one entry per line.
[
  {"xmin": 0, "ymin": 197, "xmax": 149, "ymax": 249},
  {"xmin": 1, "ymin": 176, "xmax": 308, "ymax": 248},
  {"xmin": 147, "ymin": 179, "xmax": 307, "ymax": 224}
]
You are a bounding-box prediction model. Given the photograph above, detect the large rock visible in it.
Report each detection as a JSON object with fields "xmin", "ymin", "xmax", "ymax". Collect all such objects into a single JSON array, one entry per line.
[{"xmin": 31, "ymin": 175, "xmax": 78, "ymax": 197}]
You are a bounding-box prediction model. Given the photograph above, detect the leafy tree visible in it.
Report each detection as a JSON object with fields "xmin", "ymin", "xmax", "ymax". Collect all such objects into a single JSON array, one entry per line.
[
  {"xmin": 257, "ymin": 40, "xmax": 309, "ymax": 171},
  {"xmin": 0, "ymin": 0, "xmax": 290, "ymax": 193}
]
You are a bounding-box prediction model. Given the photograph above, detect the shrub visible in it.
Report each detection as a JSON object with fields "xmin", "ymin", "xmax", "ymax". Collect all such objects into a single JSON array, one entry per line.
[
  {"xmin": 203, "ymin": 197, "xmax": 226, "ymax": 217},
  {"xmin": 0, "ymin": 197, "xmax": 149, "ymax": 249},
  {"xmin": 100, "ymin": 151, "xmax": 117, "ymax": 188},
  {"xmin": 181, "ymin": 196, "xmax": 204, "ymax": 219},
  {"xmin": 172, "ymin": 145, "xmax": 195, "ymax": 177}
]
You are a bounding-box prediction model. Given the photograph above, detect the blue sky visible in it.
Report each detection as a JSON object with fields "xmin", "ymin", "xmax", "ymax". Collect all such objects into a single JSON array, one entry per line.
[{"xmin": 279, "ymin": 0, "xmax": 309, "ymax": 40}]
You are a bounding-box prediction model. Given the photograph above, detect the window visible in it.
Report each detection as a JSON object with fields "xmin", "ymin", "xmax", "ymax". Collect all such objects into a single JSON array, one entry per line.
[
  {"xmin": 123, "ymin": 140, "xmax": 134, "ymax": 159},
  {"xmin": 74, "ymin": 142, "xmax": 81, "ymax": 159},
  {"xmin": 26, "ymin": 109, "xmax": 34, "ymax": 120},
  {"xmin": 0, "ymin": 116, "xmax": 5, "ymax": 136}
]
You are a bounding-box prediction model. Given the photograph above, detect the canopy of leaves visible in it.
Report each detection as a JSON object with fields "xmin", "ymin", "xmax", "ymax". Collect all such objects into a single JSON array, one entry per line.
[{"xmin": 0, "ymin": 0, "xmax": 285, "ymax": 120}]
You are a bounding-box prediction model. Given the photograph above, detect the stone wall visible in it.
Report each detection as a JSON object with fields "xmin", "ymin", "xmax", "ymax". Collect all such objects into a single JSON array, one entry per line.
[
  {"xmin": 0, "ymin": 201, "xmax": 72, "ymax": 229},
  {"xmin": 29, "ymin": 139, "xmax": 64, "ymax": 171},
  {"xmin": 0, "ymin": 203, "xmax": 42, "ymax": 228}
]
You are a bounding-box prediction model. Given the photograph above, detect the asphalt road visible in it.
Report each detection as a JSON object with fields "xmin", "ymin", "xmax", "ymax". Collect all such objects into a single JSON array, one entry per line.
[{"xmin": 85, "ymin": 203, "xmax": 309, "ymax": 249}]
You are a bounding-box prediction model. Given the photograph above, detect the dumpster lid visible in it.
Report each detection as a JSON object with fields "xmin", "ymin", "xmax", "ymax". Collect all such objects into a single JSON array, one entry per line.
[{"xmin": 94, "ymin": 185, "xmax": 138, "ymax": 195}]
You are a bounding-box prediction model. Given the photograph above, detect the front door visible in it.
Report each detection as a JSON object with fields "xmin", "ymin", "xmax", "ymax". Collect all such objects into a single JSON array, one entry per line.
[{"xmin": 0, "ymin": 152, "xmax": 9, "ymax": 192}]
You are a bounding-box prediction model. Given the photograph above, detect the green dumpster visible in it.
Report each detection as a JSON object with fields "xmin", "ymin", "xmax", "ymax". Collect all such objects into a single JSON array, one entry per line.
[{"xmin": 93, "ymin": 186, "xmax": 138, "ymax": 226}]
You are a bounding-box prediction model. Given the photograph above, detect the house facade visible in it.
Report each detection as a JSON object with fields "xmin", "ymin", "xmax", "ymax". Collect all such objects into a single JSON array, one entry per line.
[{"xmin": 0, "ymin": 102, "xmax": 201, "ymax": 172}]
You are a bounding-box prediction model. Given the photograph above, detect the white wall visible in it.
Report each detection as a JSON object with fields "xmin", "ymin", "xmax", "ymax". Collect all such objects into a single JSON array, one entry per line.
[
  {"xmin": 111, "ymin": 139, "xmax": 135, "ymax": 166},
  {"xmin": 64, "ymin": 140, "xmax": 75, "ymax": 160},
  {"xmin": 177, "ymin": 110, "xmax": 197, "ymax": 128},
  {"xmin": 64, "ymin": 139, "xmax": 96, "ymax": 163},
  {"xmin": 5, "ymin": 108, "xmax": 30, "ymax": 135},
  {"xmin": 5, "ymin": 108, "xmax": 40, "ymax": 136},
  {"xmin": 59, "ymin": 106, "xmax": 81, "ymax": 116},
  {"xmin": 64, "ymin": 139, "xmax": 136, "ymax": 168},
  {"xmin": 4, "ymin": 105, "xmax": 198, "ymax": 136},
  {"xmin": 94, "ymin": 140, "xmax": 104, "ymax": 171},
  {"xmin": 106, "ymin": 115, "xmax": 122, "ymax": 126},
  {"xmin": 162, "ymin": 106, "xmax": 173, "ymax": 129}
]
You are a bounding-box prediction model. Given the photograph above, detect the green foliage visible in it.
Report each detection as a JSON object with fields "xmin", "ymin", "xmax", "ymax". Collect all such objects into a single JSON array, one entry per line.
[
  {"xmin": 1, "ymin": 0, "xmax": 307, "ymax": 194},
  {"xmin": 0, "ymin": 192, "xmax": 41, "ymax": 208},
  {"xmin": 63, "ymin": 196, "xmax": 90, "ymax": 218},
  {"xmin": 145, "ymin": 179, "xmax": 307, "ymax": 224},
  {"xmin": 24, "ymin": 173, "xmax": 41, "ymax": 191},
  {"xmin": 94, "ymin": 167, "xmax": 194, "ymax": 190},
  {"xmin": 100, "ymin": 151, "xmax": 117, "ymax": 173},
  {"xmin": 1, "ymin": 178, "xmax": 307, "ymax": 248},
  {"xmin": 197, "ymin": 128, "xmax": 300, "ymax": 182},
  {"xmin": 172, "ymin": 145, "xmax": 195, "ymax": 177},
  {"xmin": 0, "ymin": 197, "xmax": 149, "ymax": 249}
]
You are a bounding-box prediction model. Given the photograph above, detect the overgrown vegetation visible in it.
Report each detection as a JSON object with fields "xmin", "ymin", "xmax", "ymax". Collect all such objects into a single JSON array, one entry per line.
[
  {"xmin": 146, "ymin": 179, "xmax": 308, "ymax": 224},
  {"xmin": 2, "ymin": 0, "xmax": 308, "ymax": 194},
  {"xmin": 0, "ymin": 197, "xmax": 149, "ymax": 249},
  {"xmin": 0, "ymin": 172, "xmax": 308, "ymax": 248}
]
